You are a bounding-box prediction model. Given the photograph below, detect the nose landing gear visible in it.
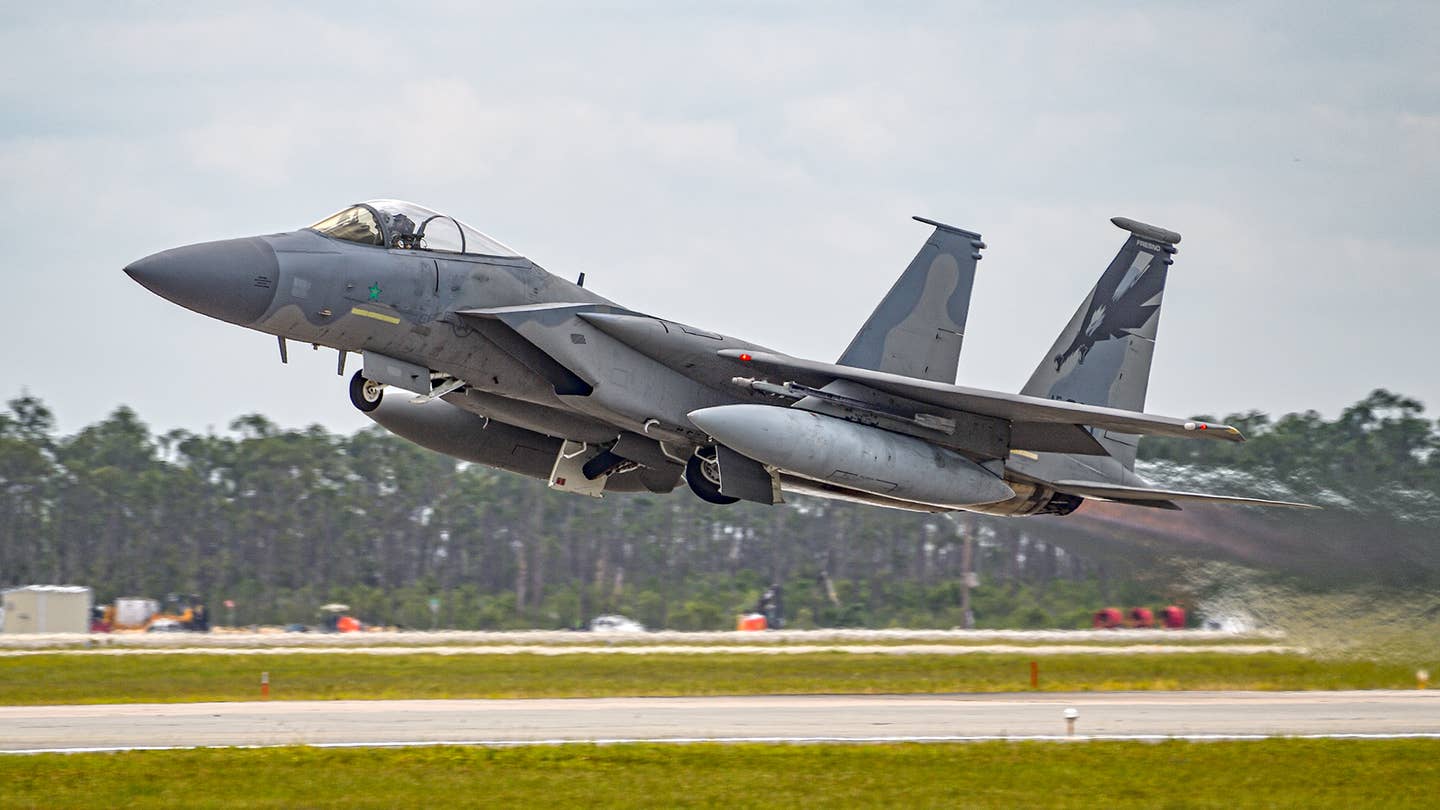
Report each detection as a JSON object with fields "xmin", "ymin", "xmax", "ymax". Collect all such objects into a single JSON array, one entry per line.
[{"xmin": 349, "ymin": 370, "xmax": 384, "ymax": 412}]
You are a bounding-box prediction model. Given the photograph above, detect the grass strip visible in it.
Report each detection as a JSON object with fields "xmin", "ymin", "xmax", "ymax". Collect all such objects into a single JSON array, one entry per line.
[
  {"xmin": 2, "ymin": 652, "xmax": 1434, "ymax": 705},
  {"xmin": 3, "ymin": 739, "xmax": 1438, "ymax": 808}
]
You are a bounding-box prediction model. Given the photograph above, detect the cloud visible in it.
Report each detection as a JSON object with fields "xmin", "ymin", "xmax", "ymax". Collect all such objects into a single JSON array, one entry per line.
[
  {"xmin": 1, "ymin": 2, "xmax": 1438, "ymax": 434},
  {"xmin": 781, "ymin": 86, "xmax": 909, "ymax": 161},
  {"xmin": 1396, "ymin": 112, "xmax": 1440, "ymax": 174}
]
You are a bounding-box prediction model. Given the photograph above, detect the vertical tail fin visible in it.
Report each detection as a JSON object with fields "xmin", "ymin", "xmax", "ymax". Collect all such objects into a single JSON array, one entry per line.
[
  {"xmin": 837, "ymin": 217, "xmax": 984, "ymax": 384},
  {"xmin": 1021, "ymin": 217, "xmax": 1181, "ymax": 468}
]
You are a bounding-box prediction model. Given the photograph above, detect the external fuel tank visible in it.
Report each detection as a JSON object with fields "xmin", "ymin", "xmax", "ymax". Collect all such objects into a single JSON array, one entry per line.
[
  {"xmin": 687, "ymin": 404, "xmax": 1014, "ymax": 509},
  {"xmin": 366, "ymin": 396, "xmax": 561, "ymax": 478},
  {"xmin": 364, "ymin": 396, "xmax": 670, "ymax": 492}
]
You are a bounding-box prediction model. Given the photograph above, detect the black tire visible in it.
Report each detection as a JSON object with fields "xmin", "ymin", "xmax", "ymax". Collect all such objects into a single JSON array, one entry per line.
[
  {"xmin": 349, "ymin": 370, "xmax": 384, "ymax": 412},
  {"xmin": 582, "ymin": 449, "xmax": 624, "ymax": 481},
  {"xmin": 685, "ymin": 450, "xmax": 738, "ymax": 505}
]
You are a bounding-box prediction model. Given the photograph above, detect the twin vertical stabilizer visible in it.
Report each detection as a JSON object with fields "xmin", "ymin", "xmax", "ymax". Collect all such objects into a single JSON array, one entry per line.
[
  {"xmin": 1021, "ymin": 217, "xmax": 1181, "ymax": 467},
  {"xmin": 837, "ymin": 217, "xmax": 984, "ymax": 384},
  {"xmin": 838, "ymin": 215, "xmax": 1180, "ymax": 470}
]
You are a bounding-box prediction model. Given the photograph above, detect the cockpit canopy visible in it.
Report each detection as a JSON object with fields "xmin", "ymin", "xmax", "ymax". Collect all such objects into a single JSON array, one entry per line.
[{"xmin": 308, "ymin": 200, "xmax": 520, "ymax": 257}]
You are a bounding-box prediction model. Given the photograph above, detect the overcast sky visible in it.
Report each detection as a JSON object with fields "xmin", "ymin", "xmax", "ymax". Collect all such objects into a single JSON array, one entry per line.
[{"xmin": 2, "ymin": 2, "xmax": 1436, "ymax": 437}]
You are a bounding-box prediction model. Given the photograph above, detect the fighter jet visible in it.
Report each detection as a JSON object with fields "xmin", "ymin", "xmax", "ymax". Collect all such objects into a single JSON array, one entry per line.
[{"xmin": 124, "ymin": 200, "xmax": 1311, "ymax": 514}]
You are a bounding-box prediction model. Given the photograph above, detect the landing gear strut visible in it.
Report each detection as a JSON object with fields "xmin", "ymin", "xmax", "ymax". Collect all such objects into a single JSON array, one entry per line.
[
  {"xmin": 685, "ymin": 447, "xmax": 739, "ymax": 505},
  {"xmin": 349, "ymin": 370, "xmax": 384, "ymax": 412}
]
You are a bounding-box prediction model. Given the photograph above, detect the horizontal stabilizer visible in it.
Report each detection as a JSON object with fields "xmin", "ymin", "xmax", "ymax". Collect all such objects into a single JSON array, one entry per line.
[{"xmin": 1050, "ymin": 480, "xmax": 1318, "ymax": 509}]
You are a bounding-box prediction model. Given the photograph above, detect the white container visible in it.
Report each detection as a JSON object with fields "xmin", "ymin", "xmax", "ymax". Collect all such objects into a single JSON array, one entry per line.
[
  {"xmin": 114, "ymin": 597, "xmax": 160, "ymax": 628},
  {"xmin": 1, "ymin": 585, "xmax": 93, "ymax": 634}
]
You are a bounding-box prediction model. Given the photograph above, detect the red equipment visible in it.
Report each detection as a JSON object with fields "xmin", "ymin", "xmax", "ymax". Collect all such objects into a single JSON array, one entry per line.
[
  {"xmin": 1127, "ymin": 607, "xmax": 1155, "ymax": 628},
  {"xmin": 1092, "ymin": 608, "xmax": 1124, "ymax": 629},
  {"xmin": 1161, "ymin": 605, "xmax": 1186, "ymax": 629}
]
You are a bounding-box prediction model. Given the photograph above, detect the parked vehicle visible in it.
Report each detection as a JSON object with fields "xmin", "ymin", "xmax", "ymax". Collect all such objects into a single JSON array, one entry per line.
[{"xmin": 589, "ymin": 615, "xmax": 644, "ymax": 633}]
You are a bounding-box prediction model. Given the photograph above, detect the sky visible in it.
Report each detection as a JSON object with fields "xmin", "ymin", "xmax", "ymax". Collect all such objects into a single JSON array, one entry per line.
[{"xmin": 1, "ymin": 1, "xmax": 1436, "ymax": 437}]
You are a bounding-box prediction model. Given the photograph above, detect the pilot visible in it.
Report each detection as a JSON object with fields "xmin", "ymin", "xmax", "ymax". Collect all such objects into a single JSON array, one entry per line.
[{"xmin": 389, "ymin": 212, "xmax": 417, "ymax": 248}]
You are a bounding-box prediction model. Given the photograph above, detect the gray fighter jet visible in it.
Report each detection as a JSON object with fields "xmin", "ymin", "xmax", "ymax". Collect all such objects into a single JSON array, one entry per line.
[{"xmin": 124, "ymin": 200, "xmax": 1311, "ymax": 514}]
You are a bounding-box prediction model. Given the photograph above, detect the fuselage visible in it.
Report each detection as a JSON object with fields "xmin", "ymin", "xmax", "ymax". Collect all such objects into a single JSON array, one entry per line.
[{"xmin": 124, "ymin": 200, "xmax": 1105, "ymax": 515}]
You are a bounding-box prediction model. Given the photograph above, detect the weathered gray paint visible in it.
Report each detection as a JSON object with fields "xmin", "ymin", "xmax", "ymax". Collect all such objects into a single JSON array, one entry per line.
[
  {"xmin": 689, "ymin": 404, "xmax": 1015, "ymax": 509},
  {"xmin": 124, "ymin": 237, "xmax": 278, "ymax": 326},
  {"xmin": 715, "ymin": 444, "xmax": 782, "ymax": 505},
  {"xmin": 124, "ymin": 202, "xmax": 1304, "ymax": 516},
  {"xmin": 836, "ymin": 219, "xmax": 983, "ymax": 384},
  {"xmin": 1020, "ymin": 219, "xmax": 1178, "ymax": 469}
]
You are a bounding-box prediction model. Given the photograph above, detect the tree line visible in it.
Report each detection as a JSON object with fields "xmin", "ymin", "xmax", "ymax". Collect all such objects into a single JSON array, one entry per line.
[{"xmin": 1, "ymin": 389, "xmax": 1436, "ymax": 629}]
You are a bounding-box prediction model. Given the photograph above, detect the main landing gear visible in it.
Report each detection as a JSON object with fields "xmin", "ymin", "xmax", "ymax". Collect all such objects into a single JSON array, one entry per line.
[
  {"xmin": 349, "ymin": 370, "xmax": 384, "ymax": 412},
  {"xmin": 685, "ymin": 446, "xmax": 738, "ymax": 505}
]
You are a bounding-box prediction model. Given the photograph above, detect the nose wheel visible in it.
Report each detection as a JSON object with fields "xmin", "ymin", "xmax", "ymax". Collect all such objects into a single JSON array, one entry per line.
[
  {"xmin": 349, "ymin": 370, "xmax": 384, "ymax": 412},
  {"xmin": 685, "ymin": 447, "xmax": 739, "ymax": 505}
]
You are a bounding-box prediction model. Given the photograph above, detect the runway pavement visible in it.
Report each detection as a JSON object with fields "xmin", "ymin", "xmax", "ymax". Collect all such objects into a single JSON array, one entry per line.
[
  {"xmin": 0, "ymin": 643, "xmax": 1299, "ymax": 658},
  {"xmin": 0, "ymin": 629, "xmax": 1283, "ymax": 651},
  {"xmin": 4, "ymin": 691, "xmax": 1439, "ymax": 752}
]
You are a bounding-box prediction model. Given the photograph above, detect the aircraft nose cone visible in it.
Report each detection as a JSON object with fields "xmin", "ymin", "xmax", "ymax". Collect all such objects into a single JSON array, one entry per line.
[{"xmin": 124, "ymin": 237, "xmax": 279, "ymax": 325}]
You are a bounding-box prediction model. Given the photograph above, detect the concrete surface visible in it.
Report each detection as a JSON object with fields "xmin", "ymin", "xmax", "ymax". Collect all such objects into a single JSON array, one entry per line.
[{"xmin": 4, "ymin": 691, "xmax": 1438, "ymax": 752}]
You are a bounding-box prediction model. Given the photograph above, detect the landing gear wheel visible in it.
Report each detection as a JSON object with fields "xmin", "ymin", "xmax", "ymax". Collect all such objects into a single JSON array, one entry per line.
[
  {"xmin": 582, "ymin": 449, "xmax": 626, "ymax": 481},
  {"xmin": 349, "ymin": 370, "xmax": 384, "ymax": 412},
  {"xmin": 685, "ymin": 447, "xmax": 739, "ymax": 505}
]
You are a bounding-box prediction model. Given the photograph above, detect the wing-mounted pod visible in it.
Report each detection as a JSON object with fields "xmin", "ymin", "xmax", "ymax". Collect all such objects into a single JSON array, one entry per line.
[
  {"xmin": 687, "ymin": 404, "xmax": 1014, "ymax": 510},
  {"xmin": 730, "ymin": 376, "xmax": 1017, "ymax": 460}
]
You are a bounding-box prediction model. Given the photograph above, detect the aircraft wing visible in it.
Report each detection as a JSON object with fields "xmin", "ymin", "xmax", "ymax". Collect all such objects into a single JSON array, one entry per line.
[
  {"xmin": 454, "ymin": 304, "xmax": 618, "ymax": 397},
  {"xmin": 1050, "ymin": 480, "xmax": 1319, "ymax": 509},
  {"xmin": 716, "ymin": 349, "xmax": 1245, "ymax": 445}
]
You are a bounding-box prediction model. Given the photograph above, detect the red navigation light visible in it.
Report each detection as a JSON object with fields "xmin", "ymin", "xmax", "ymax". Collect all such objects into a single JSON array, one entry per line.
[
  {"xmin": 739, "ymin": 353, "xmax": 752, "ymax": 362},
  {"xmin": 1198, "ymin": 423, "xmax": 1207, "ymax": 430}
]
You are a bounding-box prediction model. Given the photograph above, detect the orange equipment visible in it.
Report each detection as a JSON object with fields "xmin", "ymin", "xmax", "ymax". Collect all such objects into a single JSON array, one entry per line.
[{"xmin": 737, "ymin": 614, "xmax": 768, "ymax": 631}]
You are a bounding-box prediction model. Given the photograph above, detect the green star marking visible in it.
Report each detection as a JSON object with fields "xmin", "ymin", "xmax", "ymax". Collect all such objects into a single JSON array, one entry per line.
[{"xmin": 368, "ymin": 283, "xmax": 382, "ymax": 301}]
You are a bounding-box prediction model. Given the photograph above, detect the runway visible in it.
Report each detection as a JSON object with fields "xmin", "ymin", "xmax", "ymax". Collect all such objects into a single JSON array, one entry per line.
[
  {"xmin": 4, "ymin": 691, "xmax": 1438, "ymax": 752},
  {"xmin": 0, "ymin": 643, "xmax": 1298, "ymax": 658},
  {"xmin": 0, "ymin": 628, "xmax": 1283, "ymax": 651}
]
